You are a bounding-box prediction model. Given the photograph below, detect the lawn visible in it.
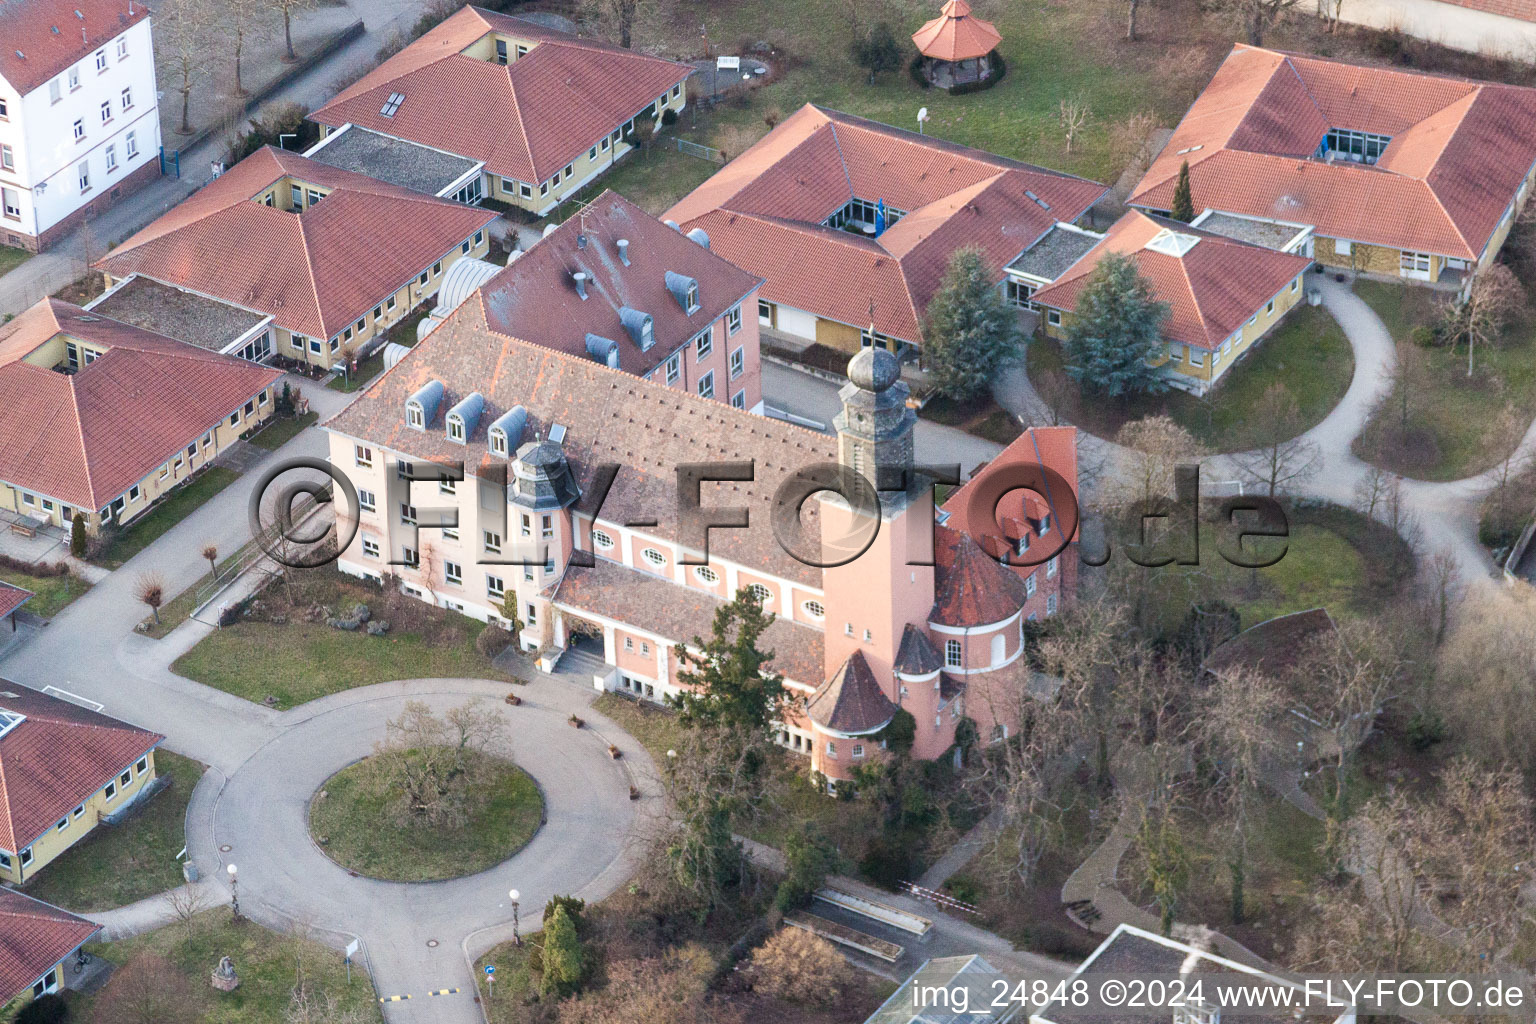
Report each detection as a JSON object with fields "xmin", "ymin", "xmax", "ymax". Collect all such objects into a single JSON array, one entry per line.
[
  {"xmin": 562, "ymin": 141, "xmax": 722, "ymax": 217},
  {"xmin": 309, "ymin": 751, "xmax": 543, "ymax": 881},
  {"xmin": 1026, "ymin": 304, "xmax": 1354, "ymax": 451},
  {"xmin": 22, "ymin": 752, "xmax": 205, "ymax": 913},
  {"xmin": 173, "ymin": 571, "xmax": 512, "ymax": 708},
  {"xmin": 75, "ymin": 910, "xmax": 382, "ymax": 1024},
  {"xmin": 1352, "ymin": 279, "xmax": 1536, "ymax": 480},
  {"xmin": 93, "ymin": 467, "xmax": 241, "ymax": 569},
  {"xmin": 1123, "ymin": 501, "xmax": 1414, "ymax": 635},
  {"xmin": 246, "ymin": 410, "xmax": 317, "ymax": 451},
  {"xmin": 0, "ymin": 244, "xmax": 31, "ymax": 276},
  {"xmin": 0, "ymin": 566, "xmax": 90, "ymax": 618}
]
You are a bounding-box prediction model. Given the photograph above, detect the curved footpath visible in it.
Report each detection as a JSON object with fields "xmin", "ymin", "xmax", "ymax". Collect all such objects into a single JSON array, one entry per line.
[{"xmin": 999, "ymin": 273, "xmax": 1536, "ymax": 591}]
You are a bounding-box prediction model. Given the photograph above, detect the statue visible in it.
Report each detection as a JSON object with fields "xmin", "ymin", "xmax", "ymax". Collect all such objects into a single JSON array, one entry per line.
[{"xmin": 211, "ymin": 955, "xmax": 240, "ymax": 992}]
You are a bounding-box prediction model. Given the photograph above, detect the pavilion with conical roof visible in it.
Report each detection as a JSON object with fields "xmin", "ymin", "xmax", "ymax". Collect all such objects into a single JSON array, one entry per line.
[{"xmin": 911, "ymin": 0, "xmax": 1002, "ymax": 90}]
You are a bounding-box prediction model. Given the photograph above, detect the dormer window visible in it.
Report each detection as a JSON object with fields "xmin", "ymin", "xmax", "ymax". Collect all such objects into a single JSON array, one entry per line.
[
  {"xmin": 665, "ymin": 272, "xmax": 699, "ymax": 315},
  {"xmin": 380, "ymin": 92, "xmax": 405, "ymax": 117},
  {"xmin": 641, "ymin": 318, "xmax": 653, "ymax": 349},
  {"xmin": 407, "ymin": 402, "xmax": 425, "ymax": 430},
  {"xmin": 1039, "ymin": 513, "xmax": 1052, "ymax": 536},
  {"xmin": 685, "ymin": 281, "xmax": 699, "ymax": 313},
  {"xmin": 490, "ymin": 429, "xmax": 508, "ymax": 457},
  {"xmin": 447, "ymin": 414, "xmax": 466, "ymax": 443}
]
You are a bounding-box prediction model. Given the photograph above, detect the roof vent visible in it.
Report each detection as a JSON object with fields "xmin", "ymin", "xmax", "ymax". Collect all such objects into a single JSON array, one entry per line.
[
  {"xmin": 685, "ymin": 227, "xmax": 710, "ymax": 249},
  {"xmin": 572, "ymin": 271, "xmax": 589, "ymax": 300},
  {"xmin": 542, "ymin": 223, "xmax": 559, "ymax": 238},
  {"xmin": 663, "ymin": 219, "xmax": 681, "ymax": 231},
  {"xmin": 616, "ymin": 238, "xmax": 630, "ymax": 266},
  {"xmin": 51, "ymin": 25, "xmax": 60, "ymax": 33},
  {"xmin": 13, "ymin": 50, "xmax": 23, "ymax": 59}
]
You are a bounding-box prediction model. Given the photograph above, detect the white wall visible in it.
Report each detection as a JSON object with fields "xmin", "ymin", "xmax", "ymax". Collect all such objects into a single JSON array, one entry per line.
[
  {"xmin": 1323, "ymin": 0, "xmax": 1536, "ymax": 60},
  {"xmin": 0, "ymin": 17, "xmax": 160, "ymax": 238}
]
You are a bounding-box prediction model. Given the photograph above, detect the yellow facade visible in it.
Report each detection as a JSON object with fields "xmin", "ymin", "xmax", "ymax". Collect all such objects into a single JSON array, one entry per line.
[
  {"xmin": 0, "ymin": 384, "xmax": 276, "ymax": 532},
  {"xmin": 1, "ymin": 750, "xmax": 158, "ymax": 884},
  {"xmin": 1042, "ymin": 271, "xmax": 1307, "ymax": 392},
  {"xmin": 815, "ymin": 316, "xmax": 864, "ymax": 353}
]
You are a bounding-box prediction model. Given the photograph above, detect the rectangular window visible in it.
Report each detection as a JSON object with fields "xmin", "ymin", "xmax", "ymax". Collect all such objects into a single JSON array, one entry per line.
[
  {"xmin": 50, "ymin": 79, "xmax": 61, "ymax": 103},
  {"xmin": 1047, "ymin": 309, "xmax": 1062, "ymax": 326},
  {"xmin": 69, "ymin": 67, "xmax": 80, "ymax": 90},
  {"xmin": 95, "ymin": 49, "xmax": 107, "ymax": 72},
  {"xmin": 1047, "ymin": 593, "xmax": 1059, "ymax": 616},
  {"xmin": 362, "ymin": 536, "xmax": 380, "ymax": 558},
  {"xmin": 445, "ymin": 561, "xmax": 462, "ymax": 585},
  {"xmin": 73, "ymin": 118, "xmax": 85, "ymax": 141},
  {"xmin": 589, "ymin": 146, "xmax": 597, "ymax": 160},
  {"xmin": 307, "ymin": 189, "xmax": 323, "ymax": 207},
  {"xmin": 400, "ymin": 503, "xmax": 416, "ymax": 525},
  {"xmin": 601, "ymin": 136, "xmax": 610, "ymax": 152},
  {"xmin": 1, "ymin": 187, "xmax": 18, "ymax": 219},
  {"xmin": 126, "ymin": 130, "xmax": 138, "ymax": 158},
  {"xmin": 487, "ymin": 575, "xmax": 504, "ymax": 598},
  {"xmin": 128, "ymin": 485, "xmax": 140, "ymax": 502},
  {"xmin": 697, "ymin": 371, "xmax": 714, "ymax": 400},
  {"xmin": 520, "ymin": 182, "xmax": 533, "ymax": 198},
  {"xmin": 402, "ymin": 546, "xmax": 419, "ymax": 567},
  {"xmin": 433, "ymin": 261, "xmax": 442, "ymax": 276},
  {"xmin": 0, "ymin": 145, "xmax": 11, "ymax": 170},
  {"xmin": 357, "ymin": 489, "xmax": 375, "ymax": 513},
  {"xmin": 541, "ymin": 514, "xmax": 553, "ymax": 539},
  {"xmin": 117, "ymin": 37, "xmax": 128, "ymax": 59},
  {"xmin": 1188, "ymin": 348, "xmax": 1204, "ymax": 366},
  {"xmin": 726, "ymin": 305, "xmax": 742, "ymax": 334},
  {"xmin": 77, "ymin": 163, "xmax": 91, "ymax": 193},
  {"xmin": 695, "ymin": 331, "xmax": 712, "ymax": 360},
  {"xmin": 665, "ymin": 354, "xmax": 680, "ymax": 384},
  {"xmin": 104, "ymin": 781, "xmax": 117, "ymax": 800},
  {"xmin": 485, "ymin": 531, "xmax": 502, "ymax": 553},
  {"xmin": 729, "ymin": 347, "xmax": 744, "ymax": 379},
  {"xmin": 461, "ymin": 239, "xmax": 471, "ymax": 255},
  {"xmin": 945, "ymin": 639, "xmax": 962, "ymax": 667},
  {"xmin": 731, "ymin": 390, "xmax": 746, "ymax": 409},
  {"xmin": 1025, "ymin": 572, "xmax": 1037, "ymax": 597},
  {"xmin": 355, "ymin": 445, "xmax": 372, "ymax": 467},
  {"xmin": 1047, "ymin": 555, "xmax": 1059, "ymax": 578},
  {"xmin": 105, "ymin": 144, "xmax": 117, "ymax": 171},
  {"xmin": 100, "ymin": 99, "xmax": 111, "ymax": 123}
]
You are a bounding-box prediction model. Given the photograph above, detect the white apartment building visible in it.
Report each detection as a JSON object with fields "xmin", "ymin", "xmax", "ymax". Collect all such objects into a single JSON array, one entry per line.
[{"xmin": 0, "ymin": 0, "xmax": 161, "ymax": 252}]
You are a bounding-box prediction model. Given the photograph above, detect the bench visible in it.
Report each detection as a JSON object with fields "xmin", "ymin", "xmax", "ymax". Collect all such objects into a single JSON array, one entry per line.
[
  {"xmin": 716, "ymin": 55, "xmax": 741, "ymax": 72},
  {"xmin": 785, "ymin": 912, "xmax": 904, "ymax": 962},
  {"xmin": 9, "ymin": 515, "xmax": 45, "ymax": 538}
]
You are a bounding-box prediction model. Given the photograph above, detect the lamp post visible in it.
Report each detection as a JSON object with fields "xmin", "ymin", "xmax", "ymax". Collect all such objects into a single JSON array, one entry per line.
[
  {"xmin": 509, "ymin": 889, "xmax": 521, "ymax": 946},
  {"xmin": 227, "ymin": 863, "xmax": 240, "ymax": 921}
]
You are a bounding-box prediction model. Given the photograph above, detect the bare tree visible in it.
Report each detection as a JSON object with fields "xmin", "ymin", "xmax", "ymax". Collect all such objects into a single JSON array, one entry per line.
[
  {"xmin": 96, "ymin": 953, "xmax": 204, "ymax": 1024},
  {"xmin": 376, "ymin": 700, "xmax": 505, "ymax": 826},
  {"xmin": 266, "ymin": 0, "xmax": 315, "ymax": 62},
  {"xmin": 162, "ymin": 883, "xmax": 209, "ymax": 937},
  {"xmin": 201, "ymin": 542, "xmax": 220, "ymax": 579},
  {"xmin": 1059, "ymin": 95, "xmax": 1091, "ymax": 155},
  {"xmin": 285, "ymin": 985, "xmax": 373, "ymax": 1024},
  {"xmin": 1112, "ymin": 415, "xmax": 1208, "ymax": 510},
  {"xmin": 1231, "ymin": 382, "xmax": 1322, "ymax": 496},
  {"xmin": 744, "ymin": 928, "xmax": 854, "ymax": 1006},
  {"xmin": 557, "ymin": 946, "xmax": 743, "ymax": 1024},
  {"xmin": 135, "ymin": 572, "xmax": 166, "ymax": 624},
  {"xmin": 1126, "ymin": 0, "xmax": 1142, "ymax": 40},
  {"xmin": 157, "ymin": 0, "xmax": 215, "ymax": 135},
  {"xmin": 1319, "ymin": 0, "xmax": 1348, "ymax": 31},
  {"xmin": 220, "ymin": 0, "xmax": 269, "ymax": 96},
  {"xmin": 1212, "ymin": 0, "xmax": 1301, "ymax": 46},
  {"xmin": 577, "ymin": 0, "xmax": 655, "ymax": 49},
  {"xmin": 1483, "ymin": 404, "xmax": 1535, "ymax": 532},
  {"xmin": 1434, "ymin": 586, "xmax": 1536, "ymax": 778},
  {"xmin": 1442, "ymin": 263, "xmax": 1523, "ymax": 377},
  {"xmin": 1108, "ymin": 111, "xmax": 1160, "ymax": 183}
]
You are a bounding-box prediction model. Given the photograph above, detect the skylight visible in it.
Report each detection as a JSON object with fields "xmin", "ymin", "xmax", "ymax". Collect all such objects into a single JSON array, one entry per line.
[
  {"xmin": 380, "ymin": 92, "xmax": 405, "ymax": 117},
  {"xmin": 1145, "ymin": 229, "xmax": 1201, "ymax": 258},
  {"xmin": 0, "ymin": 708, "xmax": 26, "ymax": 740}
]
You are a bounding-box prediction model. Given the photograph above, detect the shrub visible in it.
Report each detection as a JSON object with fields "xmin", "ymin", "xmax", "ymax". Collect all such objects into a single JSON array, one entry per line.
[
  {"xmin": 858, "ymin": 834, "xmax": 914, "ymax": 890},
  {"xmin": 542, "ymin": 894, "xmax": 587, "ymax": 929},
  {"xmin": 744, "ymin": 927, "xmax": 853, "ymax": 1006},
  {"xmin": 946, "ymin": 49, "xmax": 1007, "ymax": 96},
  {"xmin": 16, "ymin": 994, "xmax": 70, "ymax": 1024},
  {"xmin": 475, "ymin": 623, "xmax": 514, "ymax": 660},
  {"xmin": 1407, "ymin": 709, "xmax": 1448, "ymax": 751},
  {"xmin": 0, "ymin": 553, "xmax": 68, "ymax": 577},
  {"xmin": 1410, "ymin": 325, "xmax": 1437, "ymax": 347},
  {"xmin": 661, "ymin": 107, "xmax": 678, "ymax": 126},
  {"xmin": 908, "ymin": 52, "xmax": 931, "ymax": 89},
  {"xmin": 538, "ymin": 905, "xmax": 586, "ymax": 999},
  {"xmin": 69, "ymin": 512, "xmax": 87, "ymax": 558}
]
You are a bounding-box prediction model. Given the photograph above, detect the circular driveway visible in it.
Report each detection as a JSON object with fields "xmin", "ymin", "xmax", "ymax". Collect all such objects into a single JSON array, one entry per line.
[{"xmin": 199, "ymin": 677, "xmax": 648, "ymax": 1020}]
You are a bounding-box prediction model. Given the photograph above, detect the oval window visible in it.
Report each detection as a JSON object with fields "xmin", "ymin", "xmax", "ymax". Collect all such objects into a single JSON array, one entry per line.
[
  {"xmin": 591, "ymin": 529, "xmax": 615, "ymax": 549},
  {"xmin": 694, "ymin": 565, "xmax": 719, "ymax": 584},
  {"xmin": 642, "ymin": 547, "xmax": 667, "ymax": 566},
  {"xmin": 803, "ymin": 600, "xmax": 825, "ymax": 620},
  {"xmin": 745, "ymin": 583, "xmax": 773, "ymax": 605}
]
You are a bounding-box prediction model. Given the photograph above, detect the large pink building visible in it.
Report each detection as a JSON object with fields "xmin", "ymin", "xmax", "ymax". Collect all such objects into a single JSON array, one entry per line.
[{"xmin": 324, "ymin": 302, "xmax": 1076, "ymax": 786}]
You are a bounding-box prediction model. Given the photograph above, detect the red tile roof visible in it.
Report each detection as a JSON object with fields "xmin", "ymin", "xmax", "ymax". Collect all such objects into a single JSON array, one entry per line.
[
  {"xmin": 806, "ymin": 651, "xmax": 896, "ymax": 734},
  {"xmin": 0, "ymin": 889, "xmax": 99, "ymax": 1005},
  {"xmin": 551, "ymin": 557, "xmax": 825, "ymax": 685},
  {"xmin": 0, "ymin": 584, "xmax": 31, "ymax": 621},
  {"xmin": 0, "ymin": 298, "xmax": 282, "ymax": 510},
  {"xmin": 324, "ymin": 295, "xmax": 839, "ymax": 587},
  {"xmin": 1440, "ymin": 0, "xmax": 1536, "ymax": 20},
  {"xmin": 0, "ymin": 0, "xmax": 150, "ymax": 95},
  {"xmin": 929, "ymin": 524, "xmax": 1030, "ymax": 627},
  {"xmin": 97, "ymin": 147, "xmax": 496, "ymax": 341},
  {"xmin": 0, "ymin": 683, "xmax": 163, "ymax": 857},
  {"xmin": 664, "ymin": 105, "xmax": 1107, "ymax": 345},
  {"xmin": 1129, "ymin": 45, "xmax": 1536, "ymax": 261},
  {"xmin": 310, "ymin": 7, "xmax": 691, "ymax": 185},
  {"xmin": 479, "ymin": 191, "xmax": 761, "ymax": 377},
  {"xmin": 943, "ymin": 425, "xmax": 1080, "ymax": 556},
  {"xmin": 912, "ymin": 0, "xmax": 1002, "ymax": 62},
  {"xmin": 1029, "ymin": 211, "xmax": 1312, "ymax": 350}
]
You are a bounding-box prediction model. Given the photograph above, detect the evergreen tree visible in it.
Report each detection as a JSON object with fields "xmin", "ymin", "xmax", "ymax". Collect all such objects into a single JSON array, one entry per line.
[
  {"xmin": 775, "ymin": 821, "xmax": 841, "ymax": 911},
  {"xmin": 538, "ymin": 905, "xmax": 585, "ymax": 999},
  {"xmin": 671, "ymin": 588, "xmax": 787, "ymax": 733},
  {"xmin": 1063, "ymin": 252, "xmax": 1171, "ymax": 397},
  {"xmin": 851, "ymin": 22, "xmax": 904, "ymax": 84},
  {"xmin": 923, "ymin": 246, "xmax": 1023, "ymax": 402},
  {"xmin": 1170, "ymin": 160, "xmax": 1195, "ymax": 222},
  {"xmin": 70, "ymin": 512, "xmax": 87, "ymax": 558}
]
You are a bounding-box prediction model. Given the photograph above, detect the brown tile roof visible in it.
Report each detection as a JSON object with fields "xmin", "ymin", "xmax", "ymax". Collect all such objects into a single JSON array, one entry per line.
[
  {"xmin": 664, "ymin": 105, "xmax": 1107, "ymax": 345},
  {"xmin": 0, "ymin": 889, "xmax": 99, "ymax": 1004},
  {"xmin": 310, "ymin": 6, "xmax": 691, "ymax": 185},
  {"xmin": 912, "ymin": 0, "xmax": 1002, "ymax": 62},
  {"xmin": 894, "ymin": 623, "xmax": 943, "ymax": 675},
  {"xmin": 0, "ymin": 682, "xmax": 163, "ymax": 857},
  {"xmin": 806, "ymin": 650, "xmax": 896, "ymax": 734},
  {"xmin": 0, "ymin": 0, "xmax": 150, "ymax": 95},
  {"xmin": 1442, "ymin": 0, "xmax": 1536, "ymax": 19},
  {"xmin": 929, "ymin": 524, "xmax": 1030, "ymax": 627},
  {"xmin": 0, "ymin": 583, "xmax": 32, "ymax": 621},
  {"xmin": 1129, "ymin": 45, "xmax": 1536, "ymax": 261},
  {"xmin": 1030, "ymin": 211, "xmax": 1312, "ymax": 350},
  {"xmin": 97, "ymin": 147, "xmax": 496, "ymax": 341},
  {"xmin": 323, "ymin": 295, "xmax": 838, "ymax": 586},
  {"xmin": 551, "ymin": 557, "xmax": 825, "ymax": 685},
  {"xmin": 1203, "ymin": 607, "xmax": 1337, "ymax": 678},
  {"xmin": 0, "ymin": 299, "xmax": 283, "ymax": 510},
  {"xmin": 479, "ymin": 191, "xmax": 761, "ymax": 377}
]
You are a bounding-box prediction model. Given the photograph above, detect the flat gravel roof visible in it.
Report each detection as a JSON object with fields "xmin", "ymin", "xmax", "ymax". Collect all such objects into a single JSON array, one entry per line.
[
  {"xmin": 306, "ymin": 127, "xmax": 479, "ymax": 197},
  {"xmin": 93, "ymin": 277, "xmax": 267, "ymax": 352}
]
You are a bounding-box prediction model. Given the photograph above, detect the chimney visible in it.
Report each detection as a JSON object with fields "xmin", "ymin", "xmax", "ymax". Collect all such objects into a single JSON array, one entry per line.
[
  {"xmin": 572, "ymin": 271, "xmax": 588, "ymax": 300},
  {"xmin": 616, "ymin": 238, "xmax": 630, "ymax": 266}
]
